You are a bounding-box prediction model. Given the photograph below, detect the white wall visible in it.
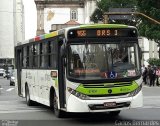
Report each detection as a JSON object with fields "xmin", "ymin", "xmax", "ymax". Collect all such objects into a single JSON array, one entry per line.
[
  {"xmin": 44, "ymin": 8, "xmax": 70, "ymax": 33},
  {"xmin": 44, "ymin": 8, "xmax": 84, "ymax": 33},
  {"xmin": 139, "ymin": 37, "xmax": 158, "ymax": 66},
  {"xmin": 84, "ymin": 0, "xmax": 96, "ymax": 23},
  {"xmin": 0, "ymin": 0, "xmax": 14, "ymax": 58}
]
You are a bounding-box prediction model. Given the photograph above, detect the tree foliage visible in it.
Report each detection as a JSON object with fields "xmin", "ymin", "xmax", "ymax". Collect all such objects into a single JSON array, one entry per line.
[
  {"xmin": 90, "ymin": 0, "xmax": 160, "ymax": 42},
  {"xmin": 137, "ymin": 0, "xmax": 160, "ymax": 43},
  {"xmin": 147, "ymin": 58, "xmax": 160, "ymax": 66},
  {"xmin": 90, "ymin": 0, "xmax": 137, "ymax": 24}
]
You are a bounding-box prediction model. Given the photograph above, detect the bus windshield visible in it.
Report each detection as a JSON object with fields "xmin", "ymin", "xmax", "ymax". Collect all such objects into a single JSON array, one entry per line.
[{"xmin": 67, "ymin": 41, "xmax": 140, "ymax": 81}]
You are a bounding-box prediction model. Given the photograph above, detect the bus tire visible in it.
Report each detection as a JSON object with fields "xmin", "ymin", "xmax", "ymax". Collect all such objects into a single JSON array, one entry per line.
[
  {"xmin": 109, "ymin": 110, "xmax": 121, "ymax": 116},
  {"xmin": 25, "ymin": 85, "xmax": 34, "ymax": 106},
  {"xmin": 53, "ymin": 92, "xmax": 65, "ymax": 118}
]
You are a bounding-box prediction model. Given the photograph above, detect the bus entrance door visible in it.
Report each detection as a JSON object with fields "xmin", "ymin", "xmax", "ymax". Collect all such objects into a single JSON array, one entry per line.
[
  {"xmin": 58, "ymin": 40, "xmax": 66, "ymax": 109},
  {"xmin": 16, "ymin": 48, "xmax": 22, "ymax": 96}
]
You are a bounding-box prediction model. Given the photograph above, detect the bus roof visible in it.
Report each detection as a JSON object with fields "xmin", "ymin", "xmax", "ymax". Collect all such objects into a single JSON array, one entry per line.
[
  {"xmin": 17, "ymin": 24, "xmax": 135, "ymax": 46},
  {"xmin": 79, "ymin": 24, "xmax": 128, "ymax": 29}
]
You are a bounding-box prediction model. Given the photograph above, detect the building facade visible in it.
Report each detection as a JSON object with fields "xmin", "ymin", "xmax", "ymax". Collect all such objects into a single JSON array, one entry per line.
[
  {"xmin": 15, "ymin": 0, "xmax": 25, "ymax": 44},
  {"xmin": 139, "ymin": 37, "xmax": 158, "ymax": 66},
  {"xmin": 34, "ymin": 0, "xmax": 96, "ymax": 35},
  {"xmin": 0, "ymin": 0, "xmax": 24, "ymax": 67},
  {"xmin": 0, "ymin": 0, "xmax": 15, "ymax": 66}
]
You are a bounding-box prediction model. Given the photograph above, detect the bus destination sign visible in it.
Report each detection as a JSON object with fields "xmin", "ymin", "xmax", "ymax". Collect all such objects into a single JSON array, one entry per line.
[{"xmin": 68, "ymin": 28, "xmax": 137, "ymax": 39}]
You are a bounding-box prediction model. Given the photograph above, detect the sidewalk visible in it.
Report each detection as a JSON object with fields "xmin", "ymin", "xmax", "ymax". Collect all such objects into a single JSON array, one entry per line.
[{"xmin": 142, "ymin": 82, "xmax": 160, "ymax": 87}]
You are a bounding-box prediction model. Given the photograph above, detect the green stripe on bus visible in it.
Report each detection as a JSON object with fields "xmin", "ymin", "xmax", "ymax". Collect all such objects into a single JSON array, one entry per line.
[
  {"xmin": 45, "ymin": 31, "xmax": 58, "ymax": 39},
  {"xmin": 80, "ymin": 24, "xmax": 128, "ymax": 29},
  {"xmin": 76, "ymin": 81, "xmax": 138, "ymax": 95},
  {"xmin": 55, "ymin": 79, "xmax": 58, "ymax": 88}
]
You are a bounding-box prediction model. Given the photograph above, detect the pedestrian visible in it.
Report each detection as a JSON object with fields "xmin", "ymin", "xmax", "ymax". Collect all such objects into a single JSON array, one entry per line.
[
  {"xmin": 142, "ymin": 67, "xmax": 148, "ymax": 84},
  {"xmin": 141, "ymin": 64, "xmax": 145, "ymax": 74},
  {"xmin": 156, "ymin": 66, "xmax": 160, "ymax": 86},
  {"xmin": 152, "ymin": 66, "xmax": 156, "ymax": 86},
  {"xmin": 148, "ymin": 65, "xmax": 156, "ymax": 86}
]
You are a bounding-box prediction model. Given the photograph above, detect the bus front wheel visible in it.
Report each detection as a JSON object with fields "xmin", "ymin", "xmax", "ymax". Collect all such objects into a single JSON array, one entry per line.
[{"xmin": 53, "ymin": 92, "xmax": 65, "ymax": 118}]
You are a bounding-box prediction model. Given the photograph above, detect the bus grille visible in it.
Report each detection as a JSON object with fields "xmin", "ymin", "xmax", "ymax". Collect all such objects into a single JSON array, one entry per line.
[
  {"xmin": 83, "ymin": 82, "xmax": 132, "ymax": 88},
  {"xmin": 88, "ymin": 93, "xmax": 129, "ymax": 97}
]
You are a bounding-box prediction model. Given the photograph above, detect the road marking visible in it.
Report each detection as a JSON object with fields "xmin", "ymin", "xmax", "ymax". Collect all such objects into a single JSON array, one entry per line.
[
  {"xmin": 0, "ymin": 88, "xmax": 3, "ymax": 90},
  {"xmin": 143, "ymin": 86, "xmax": 160, "ymax": 88},
  {"xmin": 0, "ymin": 109, "xmax": 47, "ymax": 114},
  {"xmin": 144, "ymin": 96, "xmax": 160, "ymax": 98},
  {"xmin": 6, "ymin": 88, "xmax": 15, "ymax": 92},
  {"xmin": 142, "ymin": 106, "xmax": 160, "ymax": 109}
]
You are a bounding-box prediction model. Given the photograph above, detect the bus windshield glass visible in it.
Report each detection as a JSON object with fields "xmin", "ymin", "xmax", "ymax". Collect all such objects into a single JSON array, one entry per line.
[{"xmin": 67, "ymin": 41, "xmax": 140, "ymax": 81}]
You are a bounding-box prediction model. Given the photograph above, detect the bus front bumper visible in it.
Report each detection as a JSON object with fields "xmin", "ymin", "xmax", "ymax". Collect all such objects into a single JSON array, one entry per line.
[{"xmin": 66, "ymin": 90, "xmax": 143, "ymax": 113}]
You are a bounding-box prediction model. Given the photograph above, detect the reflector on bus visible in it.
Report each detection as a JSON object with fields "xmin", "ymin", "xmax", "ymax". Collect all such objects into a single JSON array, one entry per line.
[{"xmin": 51, "ymin": 71, "xmax": 58, "ymax": 78}]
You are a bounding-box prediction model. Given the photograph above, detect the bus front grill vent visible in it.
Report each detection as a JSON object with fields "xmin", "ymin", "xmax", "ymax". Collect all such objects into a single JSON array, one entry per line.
[{"xmin": 83, "ymin": 83, "xmax": 132, "ymax": 88}]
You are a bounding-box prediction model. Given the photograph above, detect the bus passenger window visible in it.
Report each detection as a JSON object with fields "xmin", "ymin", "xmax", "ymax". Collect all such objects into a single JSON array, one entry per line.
[
  {"xmin": 33, "ymin": 44, "xmax": 39, "ymax": 68},
  {"xmin": 48, "ymin": 41, "xmax": 51, "ymax": 68},
  {"xmin": 22, "ymin": 47, "xmax": 27, "ymax": 68}
]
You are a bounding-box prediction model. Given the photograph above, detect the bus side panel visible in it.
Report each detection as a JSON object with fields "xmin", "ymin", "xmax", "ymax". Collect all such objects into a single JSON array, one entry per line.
[
  {"xmin": 20, "ymin": 69, "xmax": 59, "ymax": 107},
  {"xmin": 26, "ymin": 69, "xmax": 37, "ymax": 101},
  {"xmin": 21, "ymin": 69, "xmax": 34, "ymax": 99},
  {"xmin": 34, "ymin": 70, "xmax": 40, "ymax": 103}
]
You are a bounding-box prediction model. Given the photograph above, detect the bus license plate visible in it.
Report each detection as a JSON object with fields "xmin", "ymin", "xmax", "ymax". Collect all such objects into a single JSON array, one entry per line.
[{"xmin": 104, "ymin": 102, "xmax": 116, "ymax": 107}]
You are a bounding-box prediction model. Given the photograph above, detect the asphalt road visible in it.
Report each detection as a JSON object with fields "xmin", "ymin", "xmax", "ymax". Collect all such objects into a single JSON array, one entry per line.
[{"xmin": 0, "ymin": 78, "xmax": 160, "ymax": 126}]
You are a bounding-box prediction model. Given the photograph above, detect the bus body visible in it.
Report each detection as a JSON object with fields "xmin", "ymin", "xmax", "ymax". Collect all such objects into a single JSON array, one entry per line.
[{"xmin": 15, "ymin": 24, "xmax": 143, "ymax": 117}]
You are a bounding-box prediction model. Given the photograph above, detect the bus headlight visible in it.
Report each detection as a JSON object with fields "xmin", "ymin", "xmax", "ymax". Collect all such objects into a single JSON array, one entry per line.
[
  {"xmin": 128, "ymin": 84, "xmax": 142, "ymax": 97},
  {"xmin": 67, "ymin": 87, "xmax": 90, "ymax": 100}
]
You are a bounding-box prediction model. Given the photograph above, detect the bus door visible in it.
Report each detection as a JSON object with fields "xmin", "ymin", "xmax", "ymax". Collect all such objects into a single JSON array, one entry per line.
[
  {"xmin": 16, "ymin": 47, "xmax": 23, "ymax": 96},
  {"xmin": 58, "ymin": 38, "xmax": 66, "ymax": 109}
]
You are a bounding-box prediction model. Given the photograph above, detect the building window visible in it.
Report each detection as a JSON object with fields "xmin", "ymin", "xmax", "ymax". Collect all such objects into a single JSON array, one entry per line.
[{"xmin": 71, "ymin": 10, "xmax": 78, "ymax": 20}]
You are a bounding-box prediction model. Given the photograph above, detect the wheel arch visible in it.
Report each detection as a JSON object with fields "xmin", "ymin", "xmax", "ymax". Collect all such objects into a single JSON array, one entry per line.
[
  {"xmin": 50, "ymin": 86, "xmax": 56, "ymax": 107},
  {"xmin": 25, "ymin": 82, "xmax": 28, "ymax": 97}
]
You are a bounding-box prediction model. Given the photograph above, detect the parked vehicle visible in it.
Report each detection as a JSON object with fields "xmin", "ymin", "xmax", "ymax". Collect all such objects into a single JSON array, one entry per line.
[
  {"xmin": 10, "ymin": 70, "xmax": 15, "ymax": 86},
  {"xmin": 4, "ymin": 68, "xmax": 14, "ymax": 79},
  {"xmin": 0, "ymin": 68, "xmax": 5, "ymax": 77},
  {"xmin": 10, "ymin": 75, "xmax": 15, "ymax": 86},
  {"xmin": 3, "ymin": 71, "xmax": 11, "ymax": 79}
]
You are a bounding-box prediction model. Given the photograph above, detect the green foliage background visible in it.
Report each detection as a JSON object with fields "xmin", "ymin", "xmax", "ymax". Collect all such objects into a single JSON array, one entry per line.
[
  {"xmin": 90, "ymin": 0, "xmax": 160, "ymax": 43},
  {"xmin": 147, "ymin": 58, "xmax": 160, "ymax": 66}
]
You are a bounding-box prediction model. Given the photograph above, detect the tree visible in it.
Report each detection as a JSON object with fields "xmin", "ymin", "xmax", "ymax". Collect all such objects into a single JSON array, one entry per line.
[
  {"xmin": 91, "ymin": 0, "xmax": 160, "ymax": 43},
  {"xmin": 147, "ymin": 58, "xmax": 160, "ymax": 66},
  {"xmin": 90, "ymin": 0, "xmax": 137, "ymax": 24},
  {"xmin": 137, "ymin": 0, "xmax": 160, "ymax": 43}
]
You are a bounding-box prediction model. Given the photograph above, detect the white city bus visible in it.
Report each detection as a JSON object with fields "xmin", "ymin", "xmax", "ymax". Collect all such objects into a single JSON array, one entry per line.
[{"xmin": 15, "ymin": 24, "xmax": 143, "ymax": 118}]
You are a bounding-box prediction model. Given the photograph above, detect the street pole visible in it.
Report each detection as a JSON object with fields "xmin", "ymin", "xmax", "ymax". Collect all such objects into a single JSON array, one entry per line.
[
  {"xmin": 103, "ymin": 15, "xmax": 109, "ymax": 24},
  {"xmin": 104, "ymin": 12, "xmax": 160, "ymax": 25}
]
